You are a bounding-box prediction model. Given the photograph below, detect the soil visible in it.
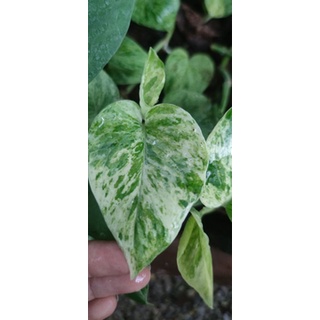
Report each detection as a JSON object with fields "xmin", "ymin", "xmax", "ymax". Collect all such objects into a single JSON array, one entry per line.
[{"xmin": 109, "ymin": 273, "xmax": 231, "ymax": 320}]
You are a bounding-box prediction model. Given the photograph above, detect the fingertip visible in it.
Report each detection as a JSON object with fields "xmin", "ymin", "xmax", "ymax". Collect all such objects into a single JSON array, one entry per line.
[
  {"xmin": 133, "ymin": 267, "xmax": 151, "ymax": 287},
  {"xmin": 88, "ymin": 296, "xmax": 118, "ymax": 320}
]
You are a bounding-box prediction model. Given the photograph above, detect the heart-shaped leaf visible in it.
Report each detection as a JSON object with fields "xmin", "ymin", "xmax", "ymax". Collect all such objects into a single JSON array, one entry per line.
[
  {"xmin": 200, "ymin": 108, "xmax": 232, "ymax": 208},
  {"xmin": 88, "ymin": 100, "xmax": 209, "ymax": 277},
  {"xmin": 88, "ymin": 0, "xmax": 135, "ymax": 82},
  {"xmin": 106, "ymin": 37, "xmax": 148, "ymax": 85},
  {"xmin": 132, "ymin": 0, "xmax": 180, "ymax": 32},
  {"xmin": 177, "ymin": 210, "xmax": 213, "ymax": 308},
  {"xmin": 205, "ymin": 0, "xmax": 232, "ymax": 18},
  {"xmin": 164, "ymin": 48, "xmax": 214, "ymax": 95},
  {"xmin": 88, "ymin": 70, "xmax": 120, "ymax": 129}
]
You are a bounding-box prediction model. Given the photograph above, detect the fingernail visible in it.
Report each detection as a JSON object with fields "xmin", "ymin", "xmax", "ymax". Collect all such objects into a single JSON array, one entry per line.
[{"xmin": 134, "ymin": 271, "xmax": 147, "ymax": 284}]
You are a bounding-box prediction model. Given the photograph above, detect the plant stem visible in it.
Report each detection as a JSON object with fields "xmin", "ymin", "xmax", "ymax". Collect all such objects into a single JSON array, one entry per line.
[
  {"xmin": 191, "ymin": 206, "xmax": 217, "ymax": 219},
  {"xmin": 211, "ymin": 44, "xmax": 232, "ymax": 57},
  {"xmin": 125, "ymin": 84, "xmax": 136, "ymax": 96},
  {"xmin": 153, "ymin": 30, "xmax": 174, "ymax": 54},
  {"xmin": 219, "ymin": 66, "xmax": 232, "ymax": 114},
  {"xmin": 200, "ymin": 206, "xmax": 217, "ymax": 217}
]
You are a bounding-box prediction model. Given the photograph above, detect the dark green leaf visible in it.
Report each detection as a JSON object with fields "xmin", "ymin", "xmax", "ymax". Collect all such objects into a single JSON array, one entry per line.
[
  {"xmin": 88, "ymin": 70, "xmax": 120, "ymax": 129},
  {"xmin": 177, "ymin": 211, "xmax": 213, "ymax": 308},
  {"xmin": 132, "ymin": 0, "xmax": 180, "ymax": 32},
  {"xmin": 107, "ymin": 37, "xmax": 148, "ymax": 85},
  {"xmin": 88, "ymin": 0, "xmax": 135, "ymax": 82}
]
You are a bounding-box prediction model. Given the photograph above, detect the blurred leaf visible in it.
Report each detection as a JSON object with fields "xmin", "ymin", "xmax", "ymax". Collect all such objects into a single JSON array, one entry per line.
[
  {"xmin": 88, "ymin": 0, "xmax": 135, "ymax": 82},
  {"xmin": 164, "ymin": 48, "xmax": 214, "ymax": 95},
  {"xmin": 139, "ymin": 49, "xmax": 165, "ymax": 115},
  {"xmin": 107, "ymin": 37, "xmax": 148, "ymax": 85},
  {"xmin": 132, "ymin": 0, "xmax": 180, "ymax": 32},
  {"xmin": 163, "ymin": 90, "xmax": 214, "ymax": 139},
  {"xmin": 201, "ymin": 108, "xmax": 232, "ymax": 208},
  {"xmin": 88, "ymin": 100, "xmax": 208, "ymax": 278},
  {"xmin": 225, "ymin": 199, "xmax": 232, "ymax": 221},
  {"xmin": 205, "ymin": 0, "xmax": 232, "ymax": 18},
  {"xmin": 88, "ymin": 70, "xmax": 120, "ymax": 129},
  {"xmin": 164, "ymin": 49, "xmax": 189, "ymax": 94},
  {"xmin": 188, "ymin": 54, "xmax": 215, "ymax": 93},
  {"xmin": 177, "ymin": 211, "xmax": 213, "ymax": 309}
]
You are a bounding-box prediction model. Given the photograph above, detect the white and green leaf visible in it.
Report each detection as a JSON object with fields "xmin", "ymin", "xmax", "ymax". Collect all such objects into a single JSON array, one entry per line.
[
  {"xmin": 88, "ymin": 70, "xmax": 120, "ymax": 129},
  {"xmin": 200, "ymin": 108, "xmax": 232, "ymax": 208},
  {"xmin": 177, "ymin": 209, "xmax": 213, "ymax": 308},
  {"xmin": 88, "ymin": 100, "xmax": 209, "ymax": 278},
  {"xmin": 139, "ymin": 49, "xmax": 165, "ymax": 116},
  {"xmin": 132, "ymin": 0, "xmax": 180, "ymax": 32}
]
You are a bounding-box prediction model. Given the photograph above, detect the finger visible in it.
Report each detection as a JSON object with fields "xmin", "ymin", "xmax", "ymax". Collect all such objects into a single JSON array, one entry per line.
[
  {"xmin": 89, "ymin": 267, "xmax": 151, "ymax": 300},
  {"xmin": 88, "ymin": 296, "xmax": 117, "ymax": 320},
  {"xmin": 88, "ymin": 241, "xmax": 130, "ymax": 277}
]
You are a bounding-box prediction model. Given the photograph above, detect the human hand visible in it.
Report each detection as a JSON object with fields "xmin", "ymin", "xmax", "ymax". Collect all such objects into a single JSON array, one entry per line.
[{"xmin": 88, "ymin": 241, "xmax": 151, "ymax": 320}]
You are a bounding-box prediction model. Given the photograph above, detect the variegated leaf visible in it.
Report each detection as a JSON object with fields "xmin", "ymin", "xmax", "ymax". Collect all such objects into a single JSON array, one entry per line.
[
  {"xmin": 88, "ymin": 100, "xmax": 209, "ymax": 278},
  {"xmin": 139, "ymin": 49, "xmax": 165, "ymax": 116},
  {"xmin": 177, "ymin": 210, "xmax": 213, "ymax": 308},
  {"xmin": 200, "ymin": 108, "xmax": 232, "ymax": 208},
  {"xmin": 132, "ymin": 0, "xmax": 180, "ymax": 32}
]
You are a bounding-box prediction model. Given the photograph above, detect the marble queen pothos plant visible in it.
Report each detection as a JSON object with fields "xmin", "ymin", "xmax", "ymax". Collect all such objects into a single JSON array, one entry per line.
[{"xmin": 88, "ymin": 48, "xmax": 232, "ymax": 308}]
